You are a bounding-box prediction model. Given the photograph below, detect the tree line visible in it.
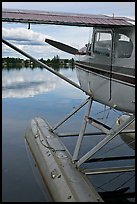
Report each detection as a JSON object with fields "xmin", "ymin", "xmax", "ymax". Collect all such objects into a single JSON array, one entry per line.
[{"xmin": 2, "ymin": 55, "xmax": 75, "ymax": 70}]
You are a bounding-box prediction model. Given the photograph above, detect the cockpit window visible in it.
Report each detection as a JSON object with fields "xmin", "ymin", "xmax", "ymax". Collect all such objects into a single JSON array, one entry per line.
[
  {"xmin": 93, "ymin": 32, "xmax": 112, "ymax": 56},
  {"xmin": 116, "ymin": 34, "xmax": 133, "ymax": 58}
]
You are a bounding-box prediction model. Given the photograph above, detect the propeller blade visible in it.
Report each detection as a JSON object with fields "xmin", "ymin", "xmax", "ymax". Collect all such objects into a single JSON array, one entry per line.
[{"xmin": 45, "ymin": 38, "xmax": 79, "ymax": 55}]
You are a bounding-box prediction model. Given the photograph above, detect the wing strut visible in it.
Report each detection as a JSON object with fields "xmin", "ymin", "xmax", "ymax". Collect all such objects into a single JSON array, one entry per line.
[{"xmin": 2, "ymin": 38, "xmax": 90, "ymax": 95}]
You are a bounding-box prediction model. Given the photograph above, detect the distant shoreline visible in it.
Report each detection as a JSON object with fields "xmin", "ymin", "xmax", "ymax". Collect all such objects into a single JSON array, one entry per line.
[{"xmin": 2, "ymin": 56, "xmax": 74, "ymax": 69}]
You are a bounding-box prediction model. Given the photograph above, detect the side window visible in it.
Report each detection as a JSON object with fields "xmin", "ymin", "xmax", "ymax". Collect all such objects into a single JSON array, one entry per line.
[
  {"xmin": 116, "ymin": 34, "xmax": 133, "ymax": 58},
  {"xmin": 93, "ymin": 32, "xmax": 112, "ymax": 56}
]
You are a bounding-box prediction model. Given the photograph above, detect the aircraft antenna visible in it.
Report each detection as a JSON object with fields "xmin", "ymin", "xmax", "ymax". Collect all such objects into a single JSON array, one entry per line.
[{"xmin": 28, "ymin": 22, "xmax": 30, "ymax": 29}]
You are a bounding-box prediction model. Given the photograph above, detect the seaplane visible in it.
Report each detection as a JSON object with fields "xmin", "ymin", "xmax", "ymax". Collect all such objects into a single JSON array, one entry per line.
[{"xmin": 2, "ymin": 9, "xmax": 135, "ymax": 202}]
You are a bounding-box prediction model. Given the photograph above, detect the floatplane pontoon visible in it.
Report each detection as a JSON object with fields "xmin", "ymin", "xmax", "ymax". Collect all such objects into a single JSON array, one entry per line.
[{"xmin": 2, "ymin": 9, "xmax": 135, "ymax": 202}]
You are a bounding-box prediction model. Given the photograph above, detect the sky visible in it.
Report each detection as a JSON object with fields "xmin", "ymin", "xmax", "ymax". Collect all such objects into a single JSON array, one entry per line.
[{"xmin": 2, "ymin": 2, "xmax": 135, "ymax": 60}]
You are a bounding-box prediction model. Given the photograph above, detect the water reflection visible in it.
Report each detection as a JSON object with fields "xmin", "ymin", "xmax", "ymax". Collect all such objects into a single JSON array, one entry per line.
[
  {"xmin": 2, "ymin": 67, "xmax": 135, "ymax": 202},
  {"xmin": 120, "ymin": 134, "xmax": 135, "ymax": 150},
  {"xmin": 2, "ymin": 66, "xmax": 86, "ymax": 202},
  {"xmin": 2, "ymin": 67, "xmax": 80, "ymax": 99},
  {"xmin": 2, "ymin": 68, "xmax": 60, "ymax": 98}
]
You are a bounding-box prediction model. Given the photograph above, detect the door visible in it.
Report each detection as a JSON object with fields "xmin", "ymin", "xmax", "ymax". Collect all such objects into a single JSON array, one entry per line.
[{"xmin": 89, "ymin": 28, "xmax": 113, "ymax": 102}]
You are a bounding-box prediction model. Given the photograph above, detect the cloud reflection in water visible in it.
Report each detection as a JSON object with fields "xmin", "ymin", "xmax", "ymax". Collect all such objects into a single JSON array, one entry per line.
[{"xmin": 2, "ymin": 68, "xmax": 60, "ymax": 98}]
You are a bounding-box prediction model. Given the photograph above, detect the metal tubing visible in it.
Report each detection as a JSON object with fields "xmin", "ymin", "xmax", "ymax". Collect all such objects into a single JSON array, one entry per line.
[
  {"xmin": 85, "ymin": 117, "xmax": 111, "ymax": 134},
  {"xmin": 76, "ymin": 114, "xmax": 135, "ymax": 167},
  {"xmin": 83, "ymin": 166, "xmax": 135, "ymax": 175},
  {"xmin": 2, "ymin": 38, "xmax": 87, "ymax": 93},
  {"xmin": 72, "ymin": 98, "xmax": 93, "ymax": 161},
  {"xmin": 84, "ymin": 155, "xmax": 135, "ymax": 163},
  {"xmin": 58, "ymin": 130, "xmax": 134, "ymax": 138},
  {"xmin": 58, "ymin": 132, "xmax": 105, "ymax": 137},
  {"xmin": 52, "ymin": 97, "xmax": 90, "ymax": 131}
]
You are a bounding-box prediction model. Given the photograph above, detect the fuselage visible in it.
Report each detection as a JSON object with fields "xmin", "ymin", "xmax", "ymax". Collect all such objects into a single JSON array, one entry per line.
[{"xmin": 74, "ymin": 26, "xmax": 135, "ymax": 114}]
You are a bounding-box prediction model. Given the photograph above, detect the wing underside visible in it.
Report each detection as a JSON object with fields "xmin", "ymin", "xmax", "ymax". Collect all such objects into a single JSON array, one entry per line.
[{"xmin": 2, "ymin": 9, "xmax": 134, "ymax": 27}]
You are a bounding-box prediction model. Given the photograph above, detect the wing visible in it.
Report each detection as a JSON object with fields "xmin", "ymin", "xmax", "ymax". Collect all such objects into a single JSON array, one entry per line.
[{"xmin": 2, "ymin": 8, "xmax": 134, "ymax": 27}]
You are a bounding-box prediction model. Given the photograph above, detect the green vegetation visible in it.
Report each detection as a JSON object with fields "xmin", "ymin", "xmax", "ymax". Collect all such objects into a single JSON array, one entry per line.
[{"xmin": 2, "ymin": 55, "xmax": 75, "ymax": 70}]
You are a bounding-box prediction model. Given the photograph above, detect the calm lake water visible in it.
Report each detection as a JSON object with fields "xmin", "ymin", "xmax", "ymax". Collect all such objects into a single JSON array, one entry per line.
[{"xmin": 2, "ymin": 67, "xmax": 135, "ymax": 202}]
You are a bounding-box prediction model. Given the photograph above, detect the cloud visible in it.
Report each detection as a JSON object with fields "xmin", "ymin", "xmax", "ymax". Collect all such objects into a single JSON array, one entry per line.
[
  {"xmin": 2, "ymin": 27, "xmax": 50, "ymax": 46},
  {"xmin": 2, "ymin": 27, "xmax": 68, "ymax": 59},
  {"xmin": 2, "ymin": 25, "xmax": 90, "ymax": 59},
  {"xmin": 2, "ymin": 2, "xmax": 134, "ymax": 59}
]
